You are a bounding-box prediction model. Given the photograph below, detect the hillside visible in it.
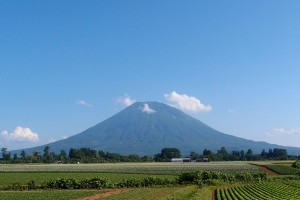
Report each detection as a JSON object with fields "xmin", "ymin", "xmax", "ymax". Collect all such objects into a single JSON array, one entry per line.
[{"xmin": 16, "ymin": 102, "xmax": 300, "ymax": 155}]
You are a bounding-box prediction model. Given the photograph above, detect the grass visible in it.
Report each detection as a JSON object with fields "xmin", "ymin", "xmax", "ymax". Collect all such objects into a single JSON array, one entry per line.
[{"xmin": 0, "ymin": 190, "xmax": 105, "ymax": 200}]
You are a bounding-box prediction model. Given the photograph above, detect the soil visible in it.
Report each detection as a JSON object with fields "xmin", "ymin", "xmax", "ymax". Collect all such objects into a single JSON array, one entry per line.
[
  {"xmin": 76, "ymin": 189, "xmax": 131, "ymax": 200},
  {"xmin": 211, "ymin": 190, "xmax": 216, "ymax": 200},
  {"xmin": 259, "ymin": 166, "xmax": 279, "ymax": 176}
]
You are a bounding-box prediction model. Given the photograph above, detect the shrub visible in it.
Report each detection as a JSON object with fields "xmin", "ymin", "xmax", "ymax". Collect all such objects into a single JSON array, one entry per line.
[
  {"xmin": 26, "ymin": 180, "xmax": 37, "ymax": 189},
  {"xmin": 45, "ymin": 178, "xmax": 80, "ymax": 189},
  {"xmin": 80, "ymin": 177, "xmax": 113, "ymax": 189},
  {"xmin": 116, "ymin": 179, "xmax": 141, "ymax": 188},
  {"xmin": 176, "ymin": 171, "xmax": 200, "ymax": 184}
]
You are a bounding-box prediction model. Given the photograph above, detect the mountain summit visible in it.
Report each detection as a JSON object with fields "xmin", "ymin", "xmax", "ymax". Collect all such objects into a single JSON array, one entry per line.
[{"xmin": 20, "ymin": 102, "xmax": 300, "ymax": 155}]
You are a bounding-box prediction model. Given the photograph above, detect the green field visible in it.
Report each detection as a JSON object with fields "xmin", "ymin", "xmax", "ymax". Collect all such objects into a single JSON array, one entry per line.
[
  {"xmin": 102, "ymin": 186, "xmax": 208, "ymax": 200},
  {"xmin": 0, "ymin": 162, "xmax": 299, "ymax": 200},
  {"xmin": 0, "ymin": 172, "xmax": 175, "ymax": 186},
  {"xmin": 0, "ymin": 162, "xmax": 260, "ymax": 174},
  {"xmin": 0, "ymin": 190, "xmax": 105, "ymax": 200},
  {"xmin": 215, "ymin": 181, "xmax": 300, "ymax": 200}
]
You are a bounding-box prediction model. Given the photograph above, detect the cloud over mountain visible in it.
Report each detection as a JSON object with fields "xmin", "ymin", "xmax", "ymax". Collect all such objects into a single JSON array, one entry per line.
[
  {"xmin": 117, "ymin": 95, "xmax": 136, "ymax": 107},
  {"xmin": 164, "ymin": 91, "xmax": 212, "ymax": 113}
]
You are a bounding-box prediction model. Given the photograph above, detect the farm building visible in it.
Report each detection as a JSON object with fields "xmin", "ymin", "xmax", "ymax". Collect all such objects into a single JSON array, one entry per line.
[
  {"xmin": 171, "ymin": 158, "xmax": 191, "ymax": 162},
  {"xmin": 195, "ymin": 158, "xmax": 209, "ymax": 162}
]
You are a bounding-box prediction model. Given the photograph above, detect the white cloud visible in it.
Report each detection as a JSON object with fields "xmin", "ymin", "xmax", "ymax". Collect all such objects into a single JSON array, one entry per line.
[
  {"xmin": 140, "ymin": 103, "xmax": 156, "ymax": 114},
  {"xmin": 164, "ymin": 91, "xmax": 212, "ymax": 113},
  {"xmin": 117, "ymin": 95, "xmax": 136, "ymax": 107},
  {"xmin": 1, "ymin": 126, "xmax": 39, "ymax": 142},
  {"xmin": 77, "ymin": 100, "xmax": 93, "ymax": 107}
]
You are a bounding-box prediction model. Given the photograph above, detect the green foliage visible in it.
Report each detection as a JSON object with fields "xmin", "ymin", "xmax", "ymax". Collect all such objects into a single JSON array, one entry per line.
[
  {"xmin": 80, "ymin": 177, "xmax": 112, "ymax": 189},
  {"xmin": 44, "ymin": 178, "xmax": 80, "ymax": 189},
  {"xmin": 0, "ymin": 190, "xmax": 103, "ymax": 200},
  {"xmin": 0, "ymin": 172, "xmax": 175, "ymax": 186},
  {"xmin": 264, "ymin": 164, "xmax": 300, "ymax": 175},
  {"xmin": 117, "ymin": 178, "xmax": 141, "ymax": 188},
  {"xmin": 216, "ymin": 181, "xmax": 300, "ymax": 200},
  {"xmin": 26, "ymin": 180, "xmax": 37, "ymax": 189},
  {"xmin": 154, "ymin": 148, "xmax": 182, "ymax": 162},
  {"xmin": 292, "ymin": 160, "xmax": 300, "ymax": 169},
  {"xmin": 177, "ymin": 170, "xmax": 267, "ymax": 186}
]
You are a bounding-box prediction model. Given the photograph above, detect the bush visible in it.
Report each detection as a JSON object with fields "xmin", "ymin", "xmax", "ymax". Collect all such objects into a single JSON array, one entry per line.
[
  {"xmin": 45, "ymin": 178, "xmax": 80, "ymax": 189},
  {"xmin": 177, "ymin": 170, "xmax": 267, "ymax": 185},
  {"xmin": 80, "ymin": 177, "xmax": 113, "ymax": 189},
  {"xmin": 116, "ymin": 179, "xmax": 141, "ymax": 188},
  {"xmin": 26, "ymin": 180, "xmax": 37, "ymax": 189},
  {"xmin": 177, "ymin": 171, "xmax": 200, "ymax": 184}
]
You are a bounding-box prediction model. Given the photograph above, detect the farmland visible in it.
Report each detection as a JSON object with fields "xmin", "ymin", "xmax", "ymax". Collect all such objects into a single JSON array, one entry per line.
[
  {"xmin": 0, "ymin": 162, "xmax": 260, "ymax": 174},
  {"xmin": 0, "ymin": 161, "xmax": 299, "ymax": 199},
  {"xmin": 215, "ymin": 181, "xmax": 300, "ymax": 200}
]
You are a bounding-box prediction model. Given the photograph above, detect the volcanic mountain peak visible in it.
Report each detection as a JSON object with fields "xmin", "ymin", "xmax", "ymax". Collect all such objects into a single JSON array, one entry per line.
[{"xmin": 15, "ymin": 101, "xmax": 300, "ymax": 155}]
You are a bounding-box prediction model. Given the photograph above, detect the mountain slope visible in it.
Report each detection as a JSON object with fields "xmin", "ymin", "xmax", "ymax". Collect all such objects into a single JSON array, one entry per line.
[{"xmin": 18, "ymin": 102, "xmax": 300, "ymax": 155}]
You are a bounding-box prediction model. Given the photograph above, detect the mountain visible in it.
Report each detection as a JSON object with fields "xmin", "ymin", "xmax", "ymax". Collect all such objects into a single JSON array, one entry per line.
[{"xmin": 16, "ymin": 102, "xmax": 300, "ymax": 155}]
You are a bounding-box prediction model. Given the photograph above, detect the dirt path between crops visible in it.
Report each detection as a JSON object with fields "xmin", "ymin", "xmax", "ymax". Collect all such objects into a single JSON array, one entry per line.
[
  {"xmin": 259, "ymin": 166, "xmax": 279, "ymax": 176},
  {"xmin": 211, "ymin": 190, "xmax": 215, "ymax": 200},
  {"xmin": 76, "ymin": 189, "xmax": 131, "ymax": 200}
]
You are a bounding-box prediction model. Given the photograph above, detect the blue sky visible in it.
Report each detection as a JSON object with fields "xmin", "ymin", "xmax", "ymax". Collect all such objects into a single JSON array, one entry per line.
[{"xmin": 1, "ymin": 1, "xmax": 300, "ymax": 151}]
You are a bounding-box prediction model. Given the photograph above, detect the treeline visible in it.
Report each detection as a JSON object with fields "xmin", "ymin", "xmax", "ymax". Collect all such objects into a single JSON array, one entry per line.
[
  {"xmin": 0, "ymin": 147, "xmax": 152, "ymax": 164},
  {"xmin": 190, "ymin": 147, "xmax": 295, "ymax": 161},
  {"xmin": 1, "ymin": 146, "xmax": 299, "ymax": 164}
]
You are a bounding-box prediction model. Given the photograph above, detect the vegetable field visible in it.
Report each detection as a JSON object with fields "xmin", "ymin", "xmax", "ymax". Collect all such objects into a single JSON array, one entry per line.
[
  {"xmin": 215, "ymin": 181, "xmax": 300, "ymax": 200},
  {"xmin": 0, "ymin": 162, "xmax": 299, "ymax": 199},
  {"xmin": 0, "ymin": 172, "xmax": 175, "ymax": 186},
  {"xmin": 0, "ymin": 190, "xmax": 106, "ymax": 200},
  {"xmin": 0, "ymin": 162, "xmax": 260, "ymax": 175},
  {"xmin": 262, "ymin": 164, "xmax": 300, "ymax": 175}
]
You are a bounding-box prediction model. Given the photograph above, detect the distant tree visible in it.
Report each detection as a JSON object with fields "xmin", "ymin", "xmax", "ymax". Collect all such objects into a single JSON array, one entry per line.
[
  {"xmin": 21, "ymin": 150, "xmax": 27, "ymax": 160},
  {"xmin": 245, "ymin": 149, "xmax": 253, "ymax": 161},
  {"xmin": 217, "ymin": 147, "xmax": 229, "ymax": 161},
  {"xmin": 230, "ymin": 151, "xmax": 241, "ymax": 161},
  {"xmin": 190, "ymin": 151, "xmax": 198, "ymax": 160},
  {"xmin": 203, "ymin": 149, "xmax": 212, "ymax": 156},
  {"xmin": 154, "ymin": 148, "xmax": 181, "ymax": 162},
  {"xmin": 1, "ymin": 148, "xmax": 10, "ymax": 161},
  {"xmin": 58, "ymin": 150, "xmax": 68, "ymax": 163},
  {"xmin": 31, "ymin": 151, "xmax": 42, "ymax": 163},
  {"xmin": 240, "ymin": 150, "xmax": 245, "ymax": 161},
  {"xmin": 141, "ymin": 155, "xmax": 153, "ymax": 162},
  {"xmin": 43, "ymin": 146, "xmax": 51, "ymax": 163},
  {"xmin": 261, "ymin": 149, "xmax": 266, "ymax": 158},
  {"xmin": 273, "ymin": 148, "xmax": 287, "ymax": 160}
]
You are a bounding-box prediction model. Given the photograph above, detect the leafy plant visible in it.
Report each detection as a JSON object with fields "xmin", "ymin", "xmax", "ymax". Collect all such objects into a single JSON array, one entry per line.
[{"xmin": 292, "ymin": 160, "xmax": 300, "ymax": 169}]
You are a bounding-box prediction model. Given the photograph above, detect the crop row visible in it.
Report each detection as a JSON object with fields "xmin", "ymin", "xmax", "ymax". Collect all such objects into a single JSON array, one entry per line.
[
  {"xmin": 263, "ymin": 164, "xmax": 300, "ymax": 175},
  {"xmin": 215, "ymin": 181, "xmax": 300, "ymax": 200}
]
